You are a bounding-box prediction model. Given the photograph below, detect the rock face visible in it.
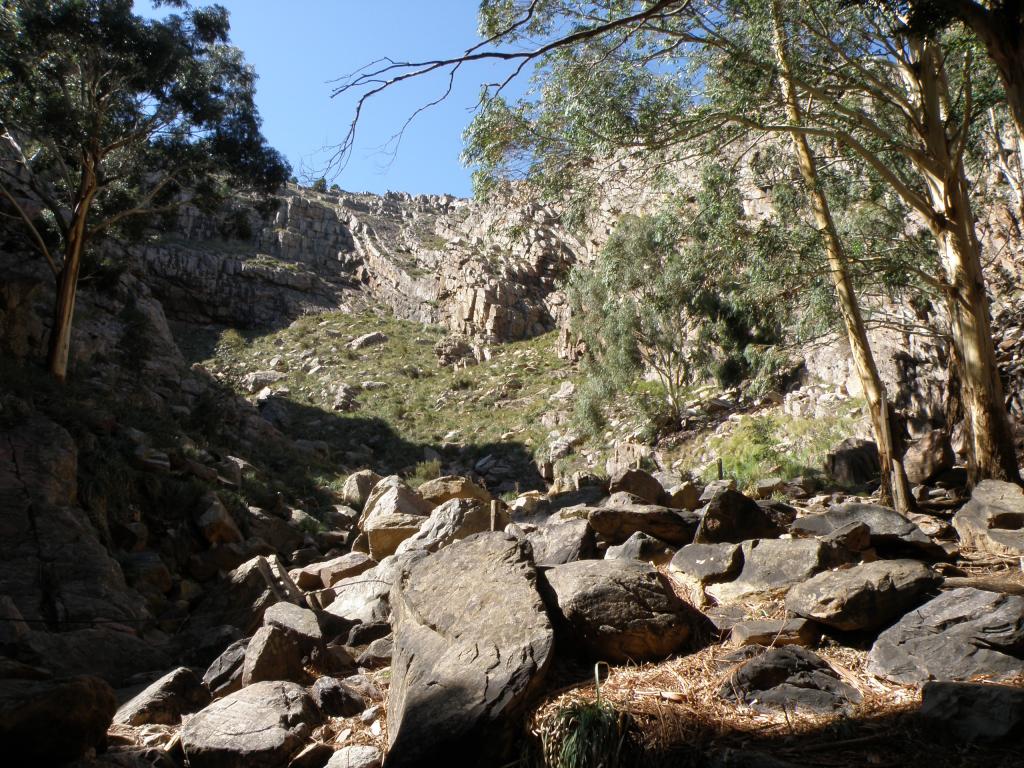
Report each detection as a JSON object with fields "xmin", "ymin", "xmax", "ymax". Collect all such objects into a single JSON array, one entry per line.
[
  {"xmin": 0, "ymin": 674, "xmax": 117, "ymax": 764},
  {"xmin": 115, "ymin": 667, "xmax": 210, "ymax": 726},
  {"xmin": 387, "ymin": 533, "xmax": 554, "ymax": 768},
  {"xmin": 180, "ymin": 680, "xmax": 320, "ymax": 768},
  {"xmin": 785, "ymin": 560, "xmax": 939, "ymax": 632},
  {"xmin": 719, "ymin": 647, "xmax": 862, "ymax": 714},
  {"xmin": 693, "ymin": 490, "xmax": 784, "ymax": 544},
  {"xmin": 867, "ymin": 588, "xmax": 1024, "ymax": 684},
  {"xmin": 587, "ymin": 504, "xmax": 700, "ymax": 546},
  {"xmin": 953, "ymin": 480, "xmax": 1024, "ymax": 558},
  {"xmin": 542, "ymin": 559, "xmax": 708, "ymax": 663}
]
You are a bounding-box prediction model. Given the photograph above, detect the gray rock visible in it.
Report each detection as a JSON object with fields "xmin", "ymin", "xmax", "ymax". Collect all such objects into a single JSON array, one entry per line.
[
  {"xmin": 719, "ymin": 646, "xmax": 862, "ymax": 714},
  {"xmin": 357, "ymin": 635, "xmax": 393, "ymax": 668},
  {"xmin": 203, "ymin": 638, "xmax": 248, "ymax": 698},
  {"xmin": 326, "ymin": 745, "xmax": 383, "ymax": 768},
  {"xmin": 387, "ymin": 533, "xmax": 553, "ymax": 767},
  {"xmin": 241, "ymin": 625, "xmax": 305, "ymax": 686},
  {"xmin": 263, "ymin": 601, "xmax": 323, "ymax": 654},
  {"xmin": 349, "ymin": 332, "xmax": 387, "ymax": 350},
  {"xmin": 824, "ymin": 437, "xmax": 879, "ymax": 486},
  {"xmin": 0, "ymin": 674, "xmax": 117, "ymax": 765},
  {"xmin": 669, "ymin": 542, "xmax": 743, "ymax": 585},
  {"xmin": 608, "ymin": 468, "xmax": 664, "ymax": 504},
  {"xmin": 115, "ymin": 666, "xmax": 210, "ymax": 726},
  {"xmin": 416, "ymin": 475, "xmax": 492, "ymax": 506},
  {"xmin": 790, "ymin": 502, "xmax": 946, "ymax": 559},
  {"xmin": 953, "ymin": 480, "xmax": 1024, "ymax": 558},
  {"xmin": 525, "ymin": 519, "xmax": 596, "ymax": 565},
  {"xmin": 311, "ymin": 676, "xmax": 366, "ymax": 717},
  {"xmin": 587, "ymin": 504, "xmax": 700, "ymax": 546},
  {"xmin": 666, "ymin": 481, "xmax": 701, "ymax": 511},
  {"xmin": 361, "ymin": 486, "xmax": 434, "ymax": 560},
  {"xmin": 542, "ymin": 558, "xmax": 709, "ymax": 663},
  {"xmin": 786, "ymin": 559, "xmax": 939, "ymax": 632},
  {"xmin": 604, "ymin": 531, "xmax": 675, "ymax": 564},
  {"xmin": 694, "ymin": 490, "xmax": 785, "ymax": 544},
  {"xmin": 903, "ymin": 430, "xmax": 955, "ymax": 485},
  {"xmin": 318, "ymin": 552, "xmax": 376, "ymax": 588},
  {"xmin": 727, "ymin": 619, "xmax": 820, "ymax": 649},
  {"xmin": 920, "ymin": 681, "xmax": 1024, "ymax": 743},
  {"xmin": 340, "ymin": 470, "xmax": 382, "ymax": 510},
  {"xmin": 395, "ymin": 498, "xmax": 503, "ymax": 554},
  {"xmin": 706, "ymin": 539, "xmax": 831, "ymax": 603},
  {"xmin": 867, "ymin": 588, "xmax": 1024, "ymax": 684},
  {"xmin": 180, "ymin": 680, "xmax": 320, "ymax": 768},
  {"xmin": 325, "ymin": 551, "xmax": 427, "ymax": 625}
]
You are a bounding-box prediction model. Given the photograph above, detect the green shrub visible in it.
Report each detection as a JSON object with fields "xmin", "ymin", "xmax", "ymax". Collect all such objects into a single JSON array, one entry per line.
[{"xmin": 407, "ymin": 458, "xmax": 441, "ymax": 488}]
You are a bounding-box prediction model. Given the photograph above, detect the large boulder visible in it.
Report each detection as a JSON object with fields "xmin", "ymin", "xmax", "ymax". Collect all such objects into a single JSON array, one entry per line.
[
  {"xmin": 706, "ymin": 539, "xmax": 831, "ymax": 603},
  {"xmin": 868, "ymin": 588, "xmax": 1024, "ymax": 684},
  {"xmin": 325, "ymin": 551, "xmax": 427, "ymax": 625},
  {"xmin": 386, "ymin": 533, "xmax": 553, "ymax": 768},
  {"xmin": 785, "ymin": 560, "xmax": 939, "ymax": 632},
  {"xmin": 203, "ymin": 638, "xmax": 248, "ymax": 698},
  {"xmin": 693, "ymin": 490, "xmax": 784, "ymax": 544},
  {"xmin": 719, "ymin": 646, "xmax": 862, "ymax": 714},
  {"xmin": 341, "ymin": 470, "xmax": 383, "ymax": 510},
  {"xmin": 608, "ymin": 468, "xmax": 664, "ymax": 504},
  {"xmin": 0, "ymin": 674, "xmax": 117, "ymax": 764},
  {"xmin": 903, "ymin": 430, "xmax": 955, "ymax": 485},
  {"xmin": 361, "ymin": 486, "xmax": 434, "ymax": 560},
  {"xmin": 318, "ymin": 552, "xmax": 375, "ymax": 588},
  {"xmin": 669, "ymin": 542, "xmax": 743, "ymax": 586},
  {"xmin": 604, "ymin": 531, "xmax": 674, "ymax": 564},
  {"xmin": 525, "ymin": 519, "xmax": 596, "ymax": 565},
  {"xmin": 542, "ymin": 558, "xmax": 709, "ymax": 663},
  {"xmin": 790, "ymin": 502, "xmax": 946, "ymax": 559},
  {"xmin": 180, "ymin": 680, "xmax": 321, "ymax": 768},
  {"xmin": 416, "ymin": 475, "xmax": 492, "ymax": 506},
  {"xmin": 953, "ymin": 480, "xmax": 1024, "ymax": 558},
  {"xmin": 241, "ymin": 625, "xmax": 306, "ymax": 686},
  {"xmin": 114, "ymin": 666, "xmax": 210, "ymax": 726},
  {"xmin": 824, "ymin": 437, "xmax": 879, "ymax": 486},
  {"xmin": 588, "ymin": 504, "xmax": 700, "ymax": 546},
  {"xmin": 920, "ymin": 681, "xmax": 1024, "ymax": 743},
  {"xmin": 396, "ymin": 498, "xmax": 505, "ymax": 554}
]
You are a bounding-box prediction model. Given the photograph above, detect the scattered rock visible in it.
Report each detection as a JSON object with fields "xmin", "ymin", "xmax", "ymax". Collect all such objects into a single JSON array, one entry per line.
[
  {"xmin": 867, "ymin": 588, "xmax": 1024, "ymax": 684},
  {"xmin": 360, "ymin": 485, "xmax": 434, "ymax": 560},
  {"xmin": 693, "ymin": 490, "xmax": 785, "ymax": 544},
  {"xmin": 324, "ymin": 552, "xmax": 426, "ymax": 625},
  {"xmin": 666, "ymin": 481, "xmax": 700, "ymax": 511},
  {"xmin": 241, "ymin": 624, "xmax": 305, "ymax": 686},
  {"xmin": 311, "ymin": 676, "xmax": 365, "ymax": 717},
  {"xmin": 706, "ymin": 539, "xmax": 831, "ymax": 603},
  {"xmin": 195, "ymin": 493, "xmax": 243, "ymax": 545},
  {"xmin": 903, "ymin": 430, "xmax": 955, "ymax": 485},
  {"xmin": 786, "ymin": 559, "xmax": 939, "ymax": 632},
  {"xmin": 542, "ymin": 558, "xmax": 709, "ymax": 663},
  {"xmin": 349, "ymin": 332, "xmax": 387, "ymax": 350},
  {"xmin": 824, "ymin": 437, "xmax": 879, "ymax": 486},
  {"xmin": 263, "ymin": 601, "xmax": 323, "ymax": 655},
  {"xmin": 604, "ymin": 531, "xmax": 675, "ymax": 564},
  {"xmin": 719, "ymin": 646, "xmax": 862, "ymax": 714},
  {"xmin": 791, "ymin": 502, "xmax": 946, "ymax": 559},
  {"xmin": 751, "ymin": 477, "xmax": 786, "ymax": 500},
  {"xmin": 387, "ymin": 533, "xmax": 553, "ymax": 767},
  {"xmin": 357, "ymin": 635, "xmax": 393, "ymax": 668},
  {"xmin": 180, "ymin": 680, "xmax": 320, "ymax": 768},
  {"xmin": 525, "ymin": 519, "xmax": 596, "ymax": 565},
  {"xmin": 608, "ymin": 468, "xmax": 664, "ymax": 504},
  {"xmin": 727, "ymin": 619, "xmax": 820, "ymax": 649},
  {"xmin": 114, "ymin": 667, "xmax": 210, "ymax": 726},
  {"xmin": 953, "ymin": 480, "xmax": 1024, "ymax": 558},
  {"xmin": 326, "ymin": 745, "xmax": 383, "ymax": 768},
  {"xmin": 669, "ymin": 542, "xmax": 743, "ymax": 586},
  {"xmin": 395, "ymin": 498, "xmax": 503, "ymax": 554},
  {"xmin": 341, "ymin": 470, "xmax": 382, "ymax": 510},
  {"xmin": 203, "ymin": 638, "xmax": 248, "ymax": 698},
  {"xmin": 318, "ymin": 552, "xmax": 376, "ymax": 589},
  {"xmin": 920, "ymin": 681, "xmax": 1024, "ymax": 743},
  {"xmin": 587, "ymin": 504, "xmax": 700, "ymax": 546},
  {"xmin": 416, "ymin": 475, "xmax": 492, "ymax": 506}
]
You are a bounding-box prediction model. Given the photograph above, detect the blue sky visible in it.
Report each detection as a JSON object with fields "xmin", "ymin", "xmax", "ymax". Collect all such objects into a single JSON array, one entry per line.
[{"xmin": 138, "ymin": 1, "xmax": 518, "ymax": 198}]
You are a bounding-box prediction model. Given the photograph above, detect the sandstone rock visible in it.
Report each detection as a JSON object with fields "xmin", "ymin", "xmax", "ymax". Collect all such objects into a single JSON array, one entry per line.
[
  {"xmin": 904, "ymin": 430, "xmax": 955, "ymax": 485},
  {"xmin": 666, "ymin": 481, "xmax": 700, "ymax": 511},
  {"xmin": 0, "ymin": 674, "xmax": 117, "ymax": 764},
  {"xmin": 319, "ymin": 552, "xmax": 376, "ymax": 588},
  {"xmin": 542, "ymin": 558, "xmax": 708, "ymax": 663},
  {"xmin": 241, "ymin": 625, "xmax": 306, "ymax": 686},
  {"xmin": 587, "ymin": 504, "xmax": 700, "ymax": 546},
  {"xmin": 670, "ymin": 542, "xmax": 743, "ymax": 585},
  {"xmin": 416, "ymin": 475, "xmax": 492, "ymax": 506},
  {"xmin": 243, "ymin": 506, "xmax": 306, "ymax": 556},
  {"xmin": 340, "ymin": 470, "xmax": 382, "ymax": 510},
  {"xmin": 608, "ymin": 468, "xmax": 664, "ymax": 504},
  {"xmin": 387, "ymin": 533, "xmax": 553, "ymax": 767},
  {"xmin": 953, "ymin": 480, "xmax": 1024, "ymax": 558},
  {"xmin": 311, "ymin": 676, "xmax": 365, "ymax": 717},
  {"xmin": 786, "ymin": 560, "xmax": 939, "ymax": 632},
  {"xmin": 824, "ymin": 437, "xmax": 880, "ymax": 486},
  {"xmin": 727, "ymin": 618, "xmax": 820, "ymax": 649},
  {"xmin": 790, "ymin": 502, "xmax": 945, "ymax": 559},
  {"xmin": 719, "ymin": 646, "xmax": 861, "ymax": 714},
  {"xmin": 395, "ymin": 498, "xmax": 504, "ymax": 554},
  {"xmin": 693, "ymin": 490, "xmax": 785, "ymax": 544},
  {"xmin": 920, "ymin": 681, "xmax": 1024, "ymax": 743},
  {"xmin": 526, "ymin": 519, "xmax": 596, "ymax": 565},
  {"xmin": 699, "ymin": 478, "xmax": 737, "ymax": 502},
  {"xmin": 326, "ymin": 745, "xmax": 383, "ymax": 768},
  {"xmin": 867, "ymin": 588, "xmax": 1024, "ymax": 684},
  {"xmin": 180, "ymin": 680, "xmax": 320, "ymax": 768},
  {"xmin": 115, "ymin": 667, "xmax": 210, "ymax": 726},
  {"xmin": 706, "ymin": 539, "xmax": 831, "ymax": 603},
  {"xmin": 360, "ymin": 485, "xmax": 434, "ymax": 560},
  {"xmin": 203, "ymin": 638, "xmax": 248, "ymax": 697},
  {"xmin": 604, "ymin": 531, "xmax": 675, "ymax": 564}
]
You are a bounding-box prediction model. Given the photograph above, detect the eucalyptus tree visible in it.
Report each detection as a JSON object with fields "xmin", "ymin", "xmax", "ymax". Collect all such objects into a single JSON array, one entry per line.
[{"xmin": 0, "ymin": 0, "xmax": 289, "ymax": 381}]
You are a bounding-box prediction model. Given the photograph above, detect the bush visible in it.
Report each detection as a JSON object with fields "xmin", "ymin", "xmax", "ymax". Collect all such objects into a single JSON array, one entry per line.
[
  {"xmin": 312, "ymin": 177, "xmax": 328, "ymax": 192},
  {"xmin": 407, "ymin": 459, "xmax": 441, "ymax": 488}
]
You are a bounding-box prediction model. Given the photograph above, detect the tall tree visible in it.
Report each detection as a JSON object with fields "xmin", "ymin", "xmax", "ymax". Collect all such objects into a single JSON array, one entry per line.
[{"xmin": 0, "ymin": 0, "xmax": 289, "ymax": 381}]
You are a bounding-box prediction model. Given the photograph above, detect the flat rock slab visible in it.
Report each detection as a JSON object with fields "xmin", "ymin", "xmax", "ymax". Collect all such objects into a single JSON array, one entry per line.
[
  {"xmin": 791, "ymin": 503, "xmax": 945, "ymax": 559},
  {"xmin": 604, "ymin": 531, "xmax": 674, "ymax": 564},
  {"xmin": 587, "ymin": 504, "xmax": 700, "ymax": 546},
  {"xmin": 180, "ymin": 680, "xmax": 320, "ymax": 768},
  {"xmin": 920, "ymin": 681, "xmax": 1024, "ymax": 743},
  {"xmin": 543, "ymin": 558, "xmax": 709, "ymax": 663},
  {"xmin": 526, "ymin": 519, "xmax": 595, "ymax": 565},
  {"xmin": 694, "ymin": 490, "xmax": 784, "ymax": 544},
  {"xmin": 953, "ymin": 480, "xmax": 1024, "ymax": 558},
  {"xmin": 727, "ymin": 619, "xmax": 820, "ymax": 649},
  {"xmin": 670, "ymin": 542, "xmax": 743, "ymax": 585},
  {"xmin": 386, "ymin": 533, "xmax": 553, "ymax": 768},
  {"xmin": 785, "ymin": 559, "xmax": 940, "ymax": 632},
  {"xmin": 719, "ymin": 646, "xmax": 862, "ymax": 714},
  {"xmin": 706, "ymin": 539, "xmax": 830, "ymax": 603},
  {"xmin": 867, "ymin": 588, "xmax": 1024, "ymax": 684},
  {"xmin": 327, "ymin": 745, "xmax": 383, "ymax": 768},
  {"xmin": 115, "ymin": 666, "xmax": 210, "ymax": 726},
  {"xmin": 325, "ymin": 552, "xmax": 426, "ymax": 625}
]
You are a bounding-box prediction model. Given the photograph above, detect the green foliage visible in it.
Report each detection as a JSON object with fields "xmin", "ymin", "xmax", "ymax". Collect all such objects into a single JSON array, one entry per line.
[
  {"xmin": 407, "ymin": 459, "xmax": 442, "ymax": 488},
  {"xmin": 312, "ymin": 177, "xmax": 328, "ymax": 192}
]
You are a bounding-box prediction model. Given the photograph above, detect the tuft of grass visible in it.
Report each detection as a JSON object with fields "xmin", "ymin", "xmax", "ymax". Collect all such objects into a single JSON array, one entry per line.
[
  {"xmin": 536, "ymin": 666, "xmax": 629, "ymax": 768},
  {"xmin": 407, "ymin": 458, "xmax": 442, "ymax": 488}
]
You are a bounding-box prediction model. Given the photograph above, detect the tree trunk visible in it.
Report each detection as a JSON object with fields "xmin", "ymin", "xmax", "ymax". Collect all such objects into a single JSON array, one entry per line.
[
  {"xmin": 46, "ymin": 166, "xmax": 96, "ymax": 383},
  {"xmin": 771, "ymin": 0, "xmax": 914, "ymax": 512},
  {"xmin": 908, "ymin": 38, "xmax": 1021, "ymax": 484}
]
